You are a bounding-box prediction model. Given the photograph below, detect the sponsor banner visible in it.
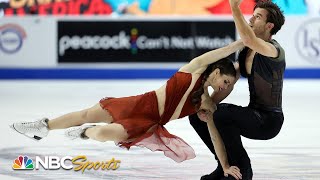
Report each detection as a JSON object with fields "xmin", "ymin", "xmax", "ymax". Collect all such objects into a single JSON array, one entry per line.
[
  {"xmin": 1, "ymin": 16, "xmax": 320, "ymax": 79},
  {"xmin": 0, "ymin": 17, "xmax": 56, "ymax": 67},
  {"xmin": 274, "ymin": 16, "xmax": 320, "ymax": 67},
  {"xmin": 58, "ymin": 20, "xmax": 236, "ymax": 63}
]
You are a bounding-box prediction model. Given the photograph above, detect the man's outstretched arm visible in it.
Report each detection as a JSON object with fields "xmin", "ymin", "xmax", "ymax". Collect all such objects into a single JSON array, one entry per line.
[{"xmin": 229, "ymin": 0, "xmax": 278, "ymax": 58}]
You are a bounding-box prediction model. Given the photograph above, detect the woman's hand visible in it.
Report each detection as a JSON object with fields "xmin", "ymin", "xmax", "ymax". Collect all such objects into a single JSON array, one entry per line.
[
  {"xmin": 197, "ymin": 90, "xmax": 217, "ymax": 122},
  {"xmin": 224, "ymin": 166, "xmax": 242, "ymax": 180},
  {"xmin": 197, "ymin": 109, "xmax": 211, "ymax": 122}
]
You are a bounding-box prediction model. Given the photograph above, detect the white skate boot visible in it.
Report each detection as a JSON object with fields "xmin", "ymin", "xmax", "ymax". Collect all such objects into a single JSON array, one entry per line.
[
  {"xmin": 65, "ymin": 125, "xmax": 95, "ymax": 140},
  {"xmin": 10, "ymin": 118, "xmax": 49, "ymax": 141}
]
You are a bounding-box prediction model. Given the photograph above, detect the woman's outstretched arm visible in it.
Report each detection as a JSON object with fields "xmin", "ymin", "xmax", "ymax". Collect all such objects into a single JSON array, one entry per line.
[{"xmin": 179, "ymin": 40, "xmax": 244, "ymax": 73}]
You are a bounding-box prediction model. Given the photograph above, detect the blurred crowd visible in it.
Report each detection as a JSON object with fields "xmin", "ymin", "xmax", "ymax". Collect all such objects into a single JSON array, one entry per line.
[{"xmin": 0, "ymin": 0, "xmax": 319, "ymax": 16}]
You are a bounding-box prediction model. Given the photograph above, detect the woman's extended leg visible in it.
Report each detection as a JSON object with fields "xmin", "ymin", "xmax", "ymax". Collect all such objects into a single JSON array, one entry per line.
[
  {"xmin": 48, "ymin": 103, "xmax": 113, "ymax": 130},
  {"xmin": 84, "ymin": 124, "xmax": 128, "ymax": 142},
  {"xmin": 10, "ymin": 103, "xmax": 114, "ymax": 140}
]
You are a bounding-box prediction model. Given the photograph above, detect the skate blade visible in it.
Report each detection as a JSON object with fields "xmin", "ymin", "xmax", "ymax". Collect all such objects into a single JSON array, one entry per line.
[
  {"xmin": 9, "ymin": 124, "xmax": 43, "ymax": 141},
  {"xmin": 64, "ymin": 133, "xmax": 78, "ymax": 140}
]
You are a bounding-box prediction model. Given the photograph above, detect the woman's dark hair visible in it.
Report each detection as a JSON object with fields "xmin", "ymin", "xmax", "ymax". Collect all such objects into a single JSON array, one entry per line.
[
  {"xmin": 191, "ymin": 58, "xmax": 236, "ymax": 108},
  {"xmin": 254, "ymin": 0, "xmax": 285, "ymax": 35}
]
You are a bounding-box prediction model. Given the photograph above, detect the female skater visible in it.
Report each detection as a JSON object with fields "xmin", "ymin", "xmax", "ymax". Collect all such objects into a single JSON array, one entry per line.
[{"xmin": 11, "ymin": 40, "xmax": 244, "ymax": 179}]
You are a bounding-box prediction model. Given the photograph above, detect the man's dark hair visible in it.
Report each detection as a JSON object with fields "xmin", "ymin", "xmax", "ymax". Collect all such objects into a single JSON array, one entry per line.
[{"xmin": 254, "ymin": 0, "xmax": 285, "ymax": 35}]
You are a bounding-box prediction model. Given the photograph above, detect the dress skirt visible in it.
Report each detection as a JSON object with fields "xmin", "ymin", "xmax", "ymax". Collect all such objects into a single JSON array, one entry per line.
[{"xmin": 99, "ymin": 91, "xmax": 196, "ymax": 162}]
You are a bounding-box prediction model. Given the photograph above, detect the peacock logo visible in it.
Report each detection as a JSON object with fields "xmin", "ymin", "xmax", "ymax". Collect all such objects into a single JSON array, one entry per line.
[
  {"xmin": 12, "ymin": 155, "xmax": 34, "ymax": 170},
  {"xmin": 130, "ymin": 28, "xmax": 138, "ymax": 54}
]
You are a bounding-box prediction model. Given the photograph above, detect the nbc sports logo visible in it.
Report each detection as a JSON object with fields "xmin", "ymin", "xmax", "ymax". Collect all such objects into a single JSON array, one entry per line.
[
  {"xmin": 12, "ymin": 155, "xmax": 34, "ymax": 170},
  {"xmin": 12, "ymin": 155, "xmax": 120, "ymax": 172}
]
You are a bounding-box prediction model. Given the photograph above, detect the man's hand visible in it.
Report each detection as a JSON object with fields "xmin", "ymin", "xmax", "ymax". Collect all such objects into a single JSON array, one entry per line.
[
  {"xmin": 224, "ymin": 166, "xmax": 242, "ymax": 180},
  {"xmin": 229, "ymin": 0, "xmax": 243, "ymax": 8}
]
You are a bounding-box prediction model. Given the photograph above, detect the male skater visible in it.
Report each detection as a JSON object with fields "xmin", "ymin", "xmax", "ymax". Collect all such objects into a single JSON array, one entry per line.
[{"xmin": 189, "ymin": 0, "xmax": 286, "ymax": 179}]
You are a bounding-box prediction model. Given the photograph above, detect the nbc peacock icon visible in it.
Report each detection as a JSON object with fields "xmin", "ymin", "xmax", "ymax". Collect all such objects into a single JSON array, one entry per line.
[{"xmin": 12, "ymin": 155, "xmax": 34, "ymax": 170}]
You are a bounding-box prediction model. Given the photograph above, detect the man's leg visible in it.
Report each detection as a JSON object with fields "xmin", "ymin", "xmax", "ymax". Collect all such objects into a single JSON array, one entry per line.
[{"xmin": 189, "ymin": 113, "xmax": 224, "ymax": 179}]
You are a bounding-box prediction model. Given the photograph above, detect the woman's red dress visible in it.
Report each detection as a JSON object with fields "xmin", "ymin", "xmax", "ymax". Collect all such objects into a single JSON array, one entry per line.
[{"xmin": 99, "ymin": 72, "xmax": 203, "ymax": 162}]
